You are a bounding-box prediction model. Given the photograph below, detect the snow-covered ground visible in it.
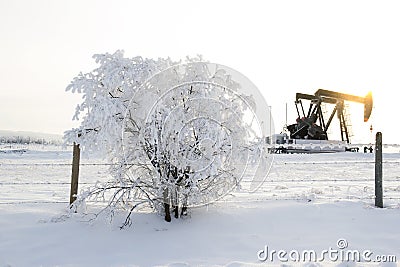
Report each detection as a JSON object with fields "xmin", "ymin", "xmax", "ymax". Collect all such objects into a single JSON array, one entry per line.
[{"xmin": 0, "ymin": 144, "xmax": 399, "ymax": 266}]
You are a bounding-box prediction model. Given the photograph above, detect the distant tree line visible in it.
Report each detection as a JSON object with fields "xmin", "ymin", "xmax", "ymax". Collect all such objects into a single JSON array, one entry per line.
[{"xmin": 0, "ymin": 136, "xmax": 62, "ymax": 145}]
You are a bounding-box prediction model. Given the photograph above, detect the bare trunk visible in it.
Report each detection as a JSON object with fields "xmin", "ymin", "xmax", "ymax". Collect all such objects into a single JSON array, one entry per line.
[{"xmin": 163, "ymin": 188, "xmax": 171, "ymax": 222}]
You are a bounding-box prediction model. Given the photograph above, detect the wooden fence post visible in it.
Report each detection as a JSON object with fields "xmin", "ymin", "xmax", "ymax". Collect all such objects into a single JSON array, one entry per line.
[
  {"xmin": 375, "ymin": 132, "xmax": 383, "ymax": 208},
  {"xmin": 70, "ymin": 142, "xmax": 80, "ymax": 205}
]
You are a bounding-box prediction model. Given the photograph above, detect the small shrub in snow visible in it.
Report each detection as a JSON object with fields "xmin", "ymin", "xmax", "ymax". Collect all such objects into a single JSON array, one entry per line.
[{"xmin": 65, "ymin": 50, "xmax": 271, "ymax": 227}]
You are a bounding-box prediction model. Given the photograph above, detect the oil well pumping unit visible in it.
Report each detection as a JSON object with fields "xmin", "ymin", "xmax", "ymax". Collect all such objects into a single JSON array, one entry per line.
[{"xmin": 275, "ymin": 89, "xmax": 373, "ymax": 153}]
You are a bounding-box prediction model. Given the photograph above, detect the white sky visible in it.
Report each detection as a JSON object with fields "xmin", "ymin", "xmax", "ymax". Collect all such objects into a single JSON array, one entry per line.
[{"xmin": 1, "ymin": 0, "xmax": 399, "ymax": 144}]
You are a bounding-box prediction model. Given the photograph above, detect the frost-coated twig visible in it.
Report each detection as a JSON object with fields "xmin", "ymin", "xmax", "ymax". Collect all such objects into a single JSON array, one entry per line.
[{"xmin": 120, "ymin": 200, "xmax": 151, "ymax": 229}]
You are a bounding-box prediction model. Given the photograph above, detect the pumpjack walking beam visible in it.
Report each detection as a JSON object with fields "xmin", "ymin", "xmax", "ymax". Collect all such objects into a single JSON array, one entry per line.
[{"xmin": 315, "ymin": 89, "xmax": 373, "ymax": 122}]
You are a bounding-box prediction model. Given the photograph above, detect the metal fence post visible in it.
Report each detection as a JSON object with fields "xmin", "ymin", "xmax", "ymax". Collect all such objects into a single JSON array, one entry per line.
[
  {"xmin": 375, "ymin": 132, "xmax": 383, "ymax": 208},
  {"xmin": 69, "ymin": 142, "xmax": 80, "ymax": 205}
]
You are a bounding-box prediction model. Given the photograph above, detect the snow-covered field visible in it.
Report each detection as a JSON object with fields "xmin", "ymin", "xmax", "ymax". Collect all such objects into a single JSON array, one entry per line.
[{"xmin": 1, "ymin": 144, "xmax": 399, "ymax": 266}]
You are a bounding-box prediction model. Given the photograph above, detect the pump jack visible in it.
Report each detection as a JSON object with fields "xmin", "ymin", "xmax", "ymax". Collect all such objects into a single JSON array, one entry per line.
[{"xmin": 287, "ymin": 89, "xmax": 373, "ymax": 143}]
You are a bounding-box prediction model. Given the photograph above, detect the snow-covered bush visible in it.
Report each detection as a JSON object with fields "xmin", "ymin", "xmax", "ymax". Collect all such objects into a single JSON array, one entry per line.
[{"xmin": 65, "ymin": 50, "xmax": 272, "ymax": 227}]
